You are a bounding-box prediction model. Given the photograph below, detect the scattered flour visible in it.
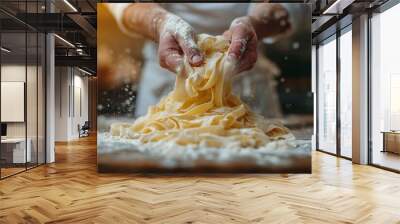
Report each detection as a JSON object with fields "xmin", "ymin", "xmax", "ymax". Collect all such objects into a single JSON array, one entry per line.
[{"xmin": 98, "ymin": 132, "xmax": 310, "ymax": 170}]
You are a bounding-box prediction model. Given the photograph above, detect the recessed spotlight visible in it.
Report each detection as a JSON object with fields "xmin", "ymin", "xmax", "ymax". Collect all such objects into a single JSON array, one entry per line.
[
  {"xmin": 1, "ymin": 47, "xmax": 11, "ymax": 53},
  {"xmin": 322, "ymin": 0, "xmax": 354, "ymax": 15},
  {"xmin": 78, "ymin": 67, "xmax": 93, "ymax": 76},
  {"xmin": 54, "ymin": 34, "xmax": 75, "ymax": 48},
  {"xmin": 63, "ymin": 0, "xmax": 78, "ymax": 12}
]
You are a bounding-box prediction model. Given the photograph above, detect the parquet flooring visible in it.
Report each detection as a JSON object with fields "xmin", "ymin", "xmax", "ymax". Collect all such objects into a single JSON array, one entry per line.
[
  {"xmin": 1, "ymin": 135, "xmax": 400, "ymax": 224},
  {"xmin": 1, "ymin": 167, "xmax": 26, "ymax": 178}
]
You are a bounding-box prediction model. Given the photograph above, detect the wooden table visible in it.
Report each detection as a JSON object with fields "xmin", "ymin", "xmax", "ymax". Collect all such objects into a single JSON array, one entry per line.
[
  {"xmin": 381, "ymin": 131, "xmax": 400, "ymax": 154},
  {"xmin": 1, "ymin": 138, "xmax": 31, "ymax": 164}
]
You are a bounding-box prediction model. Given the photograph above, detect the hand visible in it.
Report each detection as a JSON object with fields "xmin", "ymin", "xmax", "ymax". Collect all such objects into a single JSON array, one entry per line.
[
  {"xmin": 157, "ymin": 14, "xmax": 204, "ymax": 73},
  {"xmin": 223, "ymin": 17, "xmax": 258, "ymax": 74}
]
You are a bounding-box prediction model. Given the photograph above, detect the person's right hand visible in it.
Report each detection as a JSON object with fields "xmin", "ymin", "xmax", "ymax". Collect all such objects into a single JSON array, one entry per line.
[{"xmin": 157, "ymin": 14, "xmax": 204, "ymax": 73}]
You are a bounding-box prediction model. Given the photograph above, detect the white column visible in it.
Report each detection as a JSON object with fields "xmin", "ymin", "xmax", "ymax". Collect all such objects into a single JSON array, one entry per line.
[
  {"xmin": 46, "ymin": 33, "xmax": 55, "ymax": 163},
  {"xmin": 352, "ymin": 14, "xmax": 369, "ymax": 164}
]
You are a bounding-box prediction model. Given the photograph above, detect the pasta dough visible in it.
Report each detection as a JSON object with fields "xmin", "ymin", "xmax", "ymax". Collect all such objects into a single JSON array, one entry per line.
[{"xmin": 111, "ymin": 34, "xmax": 294, "ymax": 148}]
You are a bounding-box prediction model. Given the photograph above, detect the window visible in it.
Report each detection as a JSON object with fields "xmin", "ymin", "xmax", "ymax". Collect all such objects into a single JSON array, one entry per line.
[
  {"xmin": 339, "ymin": 28, "xmax": 352, "ymax": 158},
  {"xmin": 317, "ymin": 36, "xmax": 337, "ymax": 154},
  {"xmin": 370, "ymin": 3, "xmax": 400, "ymax": 171}
]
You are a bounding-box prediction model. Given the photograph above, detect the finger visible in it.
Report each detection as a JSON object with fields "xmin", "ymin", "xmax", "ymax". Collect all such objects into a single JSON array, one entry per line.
[
  {"xmin": 158, "ymin": 32, "xmax": 184, "ymax": 73},
  {"xmin": 223, "ymin": 30, "xmax": 232, "ymax": 42},
  {"xmin": 176, "ymin": 33, "xmax": 204, "ymax": 67},
  {"xmin": 165, "ymin": 52, "xmax": 184, "ymax": 73},
  {"xmin": 227, "ymin": 26, "xmax": 254, "ymax": 62},
  {"xmin": 235, "ymin": 37, "xmax": 258, "ymax": 73},
  {"xmin": 236, "ymin": 51, "xmax": 257, "ymax": 73}
]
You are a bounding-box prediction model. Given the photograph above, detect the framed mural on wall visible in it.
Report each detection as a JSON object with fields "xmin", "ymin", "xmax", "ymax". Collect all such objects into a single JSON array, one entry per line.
[{"xmin": 97, "ymin": 2, "xmax": 312, "ymax": 173}]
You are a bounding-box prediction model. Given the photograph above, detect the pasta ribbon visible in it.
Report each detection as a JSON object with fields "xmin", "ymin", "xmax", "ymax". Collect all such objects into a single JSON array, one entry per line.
[{"xmin": 112, "ymin": 34, "xmax": 293, "ymax": 148}]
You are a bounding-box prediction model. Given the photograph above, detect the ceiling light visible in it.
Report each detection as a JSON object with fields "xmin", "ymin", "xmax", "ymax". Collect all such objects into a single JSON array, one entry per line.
[
  {"xmin": 78, "ymin": 67, "xmax": 93, "ymax": 76},
  {"xmin": 63, "ymin": 0, "xmax": 78, "ymax": 12},
  {"xmin": 323, "ymin": 0, "xmax": 341, "ymax": 14},
  {"xmin": 76, "ymin": 48, "xmax": 85, "ymax": 55},
  {"xmin": 54, "ymin": 34, "xmax": 75, "ymax": 48},
  {"xmin": 323, "ymin": 0, "xmax": 355, "ymax": 15},
  {"xmin": 1, "ymin": 47, "xmax": 11, "ymax": 53}
]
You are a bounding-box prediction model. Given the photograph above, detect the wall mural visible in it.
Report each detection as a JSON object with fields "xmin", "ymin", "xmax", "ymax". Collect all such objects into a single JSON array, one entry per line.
[{"xmin": 97, "ymin": 3, "xmax": 312, "ymax": 173}]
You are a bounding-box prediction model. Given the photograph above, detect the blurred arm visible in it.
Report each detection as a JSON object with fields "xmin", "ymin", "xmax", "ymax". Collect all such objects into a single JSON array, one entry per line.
[
  {"xmin": 108, "ymin": 3, "xmax": 203, "ymax": 72},
  {"xmin": 107, "ymin": 3, "xmax": 167, "ymax": 41},
  {"xmin": 248, "ymin": 3, "xmax": 292, "ymax": 39}
]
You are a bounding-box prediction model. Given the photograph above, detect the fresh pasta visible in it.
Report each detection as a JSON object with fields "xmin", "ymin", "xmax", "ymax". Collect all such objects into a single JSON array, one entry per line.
[{"xmin": 111, "ymin": 34, "xmax": 294, "ymax": 148}]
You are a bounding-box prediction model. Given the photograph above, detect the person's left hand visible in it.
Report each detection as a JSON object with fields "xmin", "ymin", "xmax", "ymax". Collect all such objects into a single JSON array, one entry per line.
[{"xmin": 223, "ymin": 16, "xmax": 258, "ymax": 74}]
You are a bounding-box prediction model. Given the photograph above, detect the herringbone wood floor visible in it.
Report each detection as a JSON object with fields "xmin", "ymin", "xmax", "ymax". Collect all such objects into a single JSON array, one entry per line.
[{"xmin": 1, "ymin": 135, "xmax": 400, "ymax": 224}]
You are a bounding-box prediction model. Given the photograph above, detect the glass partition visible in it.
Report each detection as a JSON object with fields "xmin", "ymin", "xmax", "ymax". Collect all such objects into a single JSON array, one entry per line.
[
  {"xmin": 27, "ymin": 30, "xmax": 38, "ymax": 169},
  {"xmin": 26, "ymin": 0, "xmax": 44, "ymax": 169},
  {"xmin": 0, "ymin": 1, "xmax": 46, "ymax": 179},
  {"xmin": 1, "ymin": 30, "xmax": 28, "ymax": 177},
  {"xmin": 339, "ymin": 28, "xmax": 352, "ymax": 158},
  {"xmin": 317, "ymin": 36, "xmax": 337, "ymax": 154}
]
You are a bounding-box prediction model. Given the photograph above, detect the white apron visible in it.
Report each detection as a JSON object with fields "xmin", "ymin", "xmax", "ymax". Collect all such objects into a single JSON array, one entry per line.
[{"xmin": 134, "ymin": 3, "xmax": 290, "ymax": 118}]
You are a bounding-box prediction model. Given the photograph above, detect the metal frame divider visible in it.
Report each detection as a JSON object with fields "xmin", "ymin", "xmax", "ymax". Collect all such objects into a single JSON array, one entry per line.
[
  {"xmin": 336, "ymin": 26, "xmax": 341, "ymax": 157},
  {"xmin": 36, "ymin": 0, "xmax": 39, "ymax": 168},
  {"xmin": 25, "ymin": 1, "xmax": 28, "ymax": 171},
  {"xmin": 367, "ymin": 10, "xmax": 373, "ymax": 166},
  {"xmin": 315, "ymin": 44, "xmax": 319, "ymax": 152}
]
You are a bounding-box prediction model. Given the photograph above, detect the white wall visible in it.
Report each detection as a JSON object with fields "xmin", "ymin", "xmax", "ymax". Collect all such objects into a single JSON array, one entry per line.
[
  {"xmin": 1, "ymin": 65, "xmax": 26, "ymax": 140},
  {"xmin": 55, "ymin": 67, "xmax": 70, "ymax": 141},
  {"xmin": 72, "ymin": 73, "xmax": 89, "ymax": 137},
  {"xmin": 1, "ymin": 65, "xmax": 26, "ymax": 81},
  {"xmin": 1, "ymin": 63, "xmax": 46, "ymax": 164},
  {"xmin": 54, "ymin": 67, "xmax": 89, "ymax": 141},
  {"xmin": 1, "ymin": 82, "xmax": 25, "ymax": 122},
  {"xmin": 1, "ymin": 65, "xmax": 37, "ymax": 138}
]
